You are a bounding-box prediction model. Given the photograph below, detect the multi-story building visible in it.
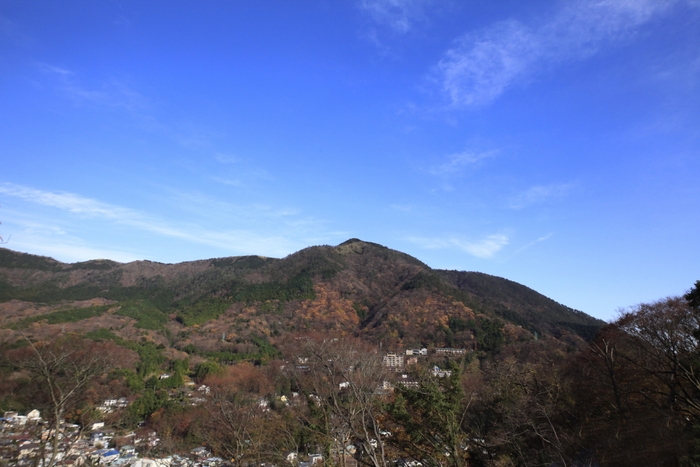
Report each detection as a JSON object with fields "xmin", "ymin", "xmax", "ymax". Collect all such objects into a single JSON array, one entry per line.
[
  {"xmin": 405, "ymin": 348, "xmax": 428, "ymax": 356},
  {"xmin": 383, "ymin": 352, "xmax": 404, "ymax": 368}
]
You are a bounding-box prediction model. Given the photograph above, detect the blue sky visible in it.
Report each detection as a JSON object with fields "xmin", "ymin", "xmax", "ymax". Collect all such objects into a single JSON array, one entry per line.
[{"xmin": 1, "ymin": 0, "xmax": 699, "ymax": 321}]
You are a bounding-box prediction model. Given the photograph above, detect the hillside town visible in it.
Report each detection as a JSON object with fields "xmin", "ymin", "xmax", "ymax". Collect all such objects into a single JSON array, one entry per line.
[
  {"xmin": 0, "ymin": 346, "xmax": 467, "ymax": 467},
  {"xmin": 2, "ymin": 406, "xmax": 220, "ymax": 466}
]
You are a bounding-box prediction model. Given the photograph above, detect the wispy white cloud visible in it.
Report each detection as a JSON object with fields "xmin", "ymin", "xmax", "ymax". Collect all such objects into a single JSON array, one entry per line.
[
  {"xmin": 429, "ymin": 150, "xmax": 497, "ymax": 177},
  {"xmin": 37, "ymin": 63, "xmax": 74, "ymax": 76},
  {"xmin": 0, "ymin": 15, "xmax": 16, "ymax": 37},
  {"xmin": 1, "ymin": 15, "xmax": 31, "ymax": 46},
  {"xmin": 163, "ymin": 189, "xmax": 298, "ymax": 223},
  {"xmin": 8, "ymin": 238, "xmax": 141, "ymax": 264},
  {"xmin": 0, "ymin": 183, "xmax": 132, "ymax": 219},
  {"xmin": 113, "ymin": 15, "xmax": 131, "ymax": 30},
  {"xmin": 390, "ymin": 204, "xmax": 413, "ymax": 212},
  {"xmin": 39, "ymin": 62, "xmax": 146, "ymax": 109},
  {"xmin": 210, "ymin": 153, "xmax": 274, "ymax": 188},
  {"xmin": 0, "ymin": 183, "xmax": 205, "ymax": 246},
  {"xmin": 358, "ymin": 0, "xmax": 430, "ymax": 34},
  {"xmin": 0, "ymin": 211, "xmax": 141, "ymax": 262},
  {"xmin": 509, "ymin": 183, "xmax": 573, "ymax": 209},
  {"xmin": 214, "ymin": 153, "xmax": 241, "ymax": 164},
  {"xmin": 408, "ymin": 233, "xmax": 509, "ymax": 258},
  {"xmin": 515, "ymin": 233, "xmax": 553, "ymax": 254},
  {"xmin": 436, "ymin": 0, "xmax": 692, "ymax": 107},
  {"xmin": 36, "ymin": 62, "xmax": 228, "ymax": 153},
  {"xmin": 0, "ymin": 183, "xmax": 311, "ymax": 259},
  {"xmin": 212, "ymin": 177, "xmax": 243, "ymax": 187}
]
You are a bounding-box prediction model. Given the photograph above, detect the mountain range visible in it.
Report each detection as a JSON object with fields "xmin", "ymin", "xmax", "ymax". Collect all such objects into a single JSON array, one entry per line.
[{"xmin": 0, "ymin": 239, "xmax": 603, "ymax": 355}]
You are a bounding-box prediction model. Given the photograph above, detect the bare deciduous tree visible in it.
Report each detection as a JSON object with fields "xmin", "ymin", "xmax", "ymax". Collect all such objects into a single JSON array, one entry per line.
[
  {"xmin": 11, "ymin": 335, "xmax": 125, "ymax": 467},
  {"xmin": 571, "ymin": 296, "xmax": 700, "ymax": 466},
  {"xmin": 190, "ymin": 362, "xmax": 295, "ymax": 465},
  {"xmin": 294, "ymin": 338, "xmax": 392, "ymax": 467},
  {"xmin": 615, "ymin": 296, "xmax": 700, "ymax": 420}
]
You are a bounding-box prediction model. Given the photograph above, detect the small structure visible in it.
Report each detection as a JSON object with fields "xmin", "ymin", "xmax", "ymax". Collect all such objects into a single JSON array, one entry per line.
[
  {"xmin": 91, "ymin": 448, "xmax": 120, "ymax": 464},
  {"xmin": 383, "ymin": 352, "xmax": 404, "ymax": 369},
  {"xmin": 396, "ymin": 373, "xmax": 420, "ymax": 389},
  {"xmin": 60, "ymin": 454, "xmax": 85, "ymax": 466},
  {"xmin": 397, "ymin": 460, "xmax": 423, "ymax": 467},
  {"xmin": 434, "ymin": 348, "xmax": 466, "ymax": 356},
  {"xmin": 190, "ymin": 446, "xmax": 211, "ymax": 459},
  {"xmin": 431, "ymin": 366, "xmax": 452, "ymax": 378},
  {"xmin": 120, "ymin": 445, "xmax": 136, "ymax": 455},
  {"xmin": 18, "ymin": 442, "xmax": 41, "ymax": 459},
  {"xmin": 202, "ymin": 457, "xmax": 225, "ymax": 466},
  {"xmin": 99, "ymin": 398, "xmax": 130, "ymax": 413},
  {"xmin": 10, "ymin": 414, "xmax": 28, "ymax": 425}
]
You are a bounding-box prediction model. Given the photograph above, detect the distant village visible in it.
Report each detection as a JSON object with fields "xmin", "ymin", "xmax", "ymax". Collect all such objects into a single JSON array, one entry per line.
[{"xmin": 0, "ymin": 346, "xmax": 469, "ymax": 467}]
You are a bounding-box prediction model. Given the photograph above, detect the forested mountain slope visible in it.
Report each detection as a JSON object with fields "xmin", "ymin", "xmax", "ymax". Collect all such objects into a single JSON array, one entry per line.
[{"xmin": 0, "ymin": 239, "xmax": 603, "ymax": 353}]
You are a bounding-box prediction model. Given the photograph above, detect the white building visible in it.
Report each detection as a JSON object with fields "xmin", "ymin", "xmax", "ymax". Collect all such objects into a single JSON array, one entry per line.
[{"xmin": 383, "ymin": 353, "xmax": 404, "ymax": 368}]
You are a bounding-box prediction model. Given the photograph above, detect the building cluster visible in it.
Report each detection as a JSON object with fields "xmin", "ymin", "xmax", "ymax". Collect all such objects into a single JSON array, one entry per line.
[
  {"xmin": 0, "ymin": 408, "xmax": 230, "ymax": 467},
  {"xmin": 0, "ymin": 393, "xmax": 316, "ymax": 467},
  {"xmin": 374, "ymin": 346, "xmax": 467, "ymax": 391},
  {"xmin": 97, "ymin": 398, "xmax": 129, "ymax": 414},
  {"xmin": 0, "ymin": 406, "xmax": 336, "ymax": 467},
  {"xmin": 382, "ymin": 347, "xmax": 467, "ymax": 371}
]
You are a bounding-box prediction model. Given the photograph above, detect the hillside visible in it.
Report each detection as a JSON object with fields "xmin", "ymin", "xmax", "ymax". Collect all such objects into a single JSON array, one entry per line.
[{"xmin": 0, "ymin": 239, "xmax": 603, "ymax": 355}]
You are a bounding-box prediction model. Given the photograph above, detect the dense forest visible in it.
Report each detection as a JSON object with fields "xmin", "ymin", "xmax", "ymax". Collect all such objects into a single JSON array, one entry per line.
[{"xmin": 0, "ymin": 242, "xmax": 696, "ymax": 466}]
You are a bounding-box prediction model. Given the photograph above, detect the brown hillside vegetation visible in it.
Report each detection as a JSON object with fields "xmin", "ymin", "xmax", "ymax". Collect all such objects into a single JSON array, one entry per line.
[
  {"xmin": 0, "ymin": 244, "xmax": 698, "ymax": 466},
  {"xmin": 0, "ymin": 239, "xmax": 602, "ymax": 352}
]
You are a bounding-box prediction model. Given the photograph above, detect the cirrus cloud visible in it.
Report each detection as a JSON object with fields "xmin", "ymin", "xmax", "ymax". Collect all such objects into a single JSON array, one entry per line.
[
  {"xmin": 358, "ymin": 0, "xmax": 431, "ymax": 34},
  {"xmin": 436, "ymin": 0, "xmax": 693, "ymax": 107},
  {"xmin": 429, "ymin": 150, "xmax": 497, "ymax": 177},
  {"xmin": 408, "ymin": 233, "xmax": 509, "ymax": 259},
  {"xmin": 509, "ymin": 183, "xmax": 574, "ymax": 209},
  {"xmin": 0, "ymin": 183, "xmax": 320, "ymax": 260}
]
